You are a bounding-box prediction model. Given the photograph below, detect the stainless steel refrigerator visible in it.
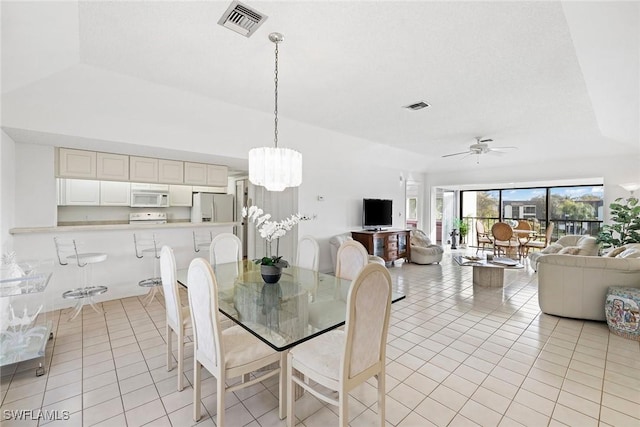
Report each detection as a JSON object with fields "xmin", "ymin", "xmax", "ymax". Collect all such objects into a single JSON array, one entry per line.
[{"xmin": 192, "ymin": 193, "xmax": 234, "ymax": 222}]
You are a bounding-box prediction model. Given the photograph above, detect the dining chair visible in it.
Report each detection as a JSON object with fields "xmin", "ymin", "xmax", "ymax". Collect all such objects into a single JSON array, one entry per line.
[
  {"xmin": 159, "ymin": 245, "xmax": 190, "ymax": 391},
  {"xmin": 336, "ymin": 239, "xmax": 369, "ymax": 280},
  {"xmin": 308, "ymin": 239, "xmax": 369, "ymax": 330},
  {"xmin": 209, "ymin": 233, "xmax": 242, "ymax": 267},
  {"xmin": 286, "ymin": 263, "xmax": 393, "ymax": 427},
  {"xmin": 475, "ymin": 220, "xmax": 493, "ymax": 254},
  {"xmin": 295, "ymin": 235, "xmax": 320, "ymax": 271},
  {"xmin": 187, "ymin": 258, "xmax": 285, "ymax": 425},
  {"xmin": 491, "ymin": 222, "xmax": 520, "ymax": 258},
  {"xmin": 204, "ymin": 233, "xmax": 240, "ymax": 330},
  {"xmin": 525, "ymin": 221, "xmax": 554, "ymax": 256}
]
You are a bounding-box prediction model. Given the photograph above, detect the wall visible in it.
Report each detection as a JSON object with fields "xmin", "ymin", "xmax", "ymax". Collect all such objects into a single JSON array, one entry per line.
[
  {"xmin": 1, "ymin": 131, "xmax": 16, "ymax": 253},
  {"xmin": 14, "ymin": 143, "xmax": 57, "ymax": 228}
]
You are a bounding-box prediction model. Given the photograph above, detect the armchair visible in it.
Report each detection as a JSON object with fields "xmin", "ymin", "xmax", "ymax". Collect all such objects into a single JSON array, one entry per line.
[{"xmin": 410, "ymin": 229, "xmax": 443, "ymax": 265}]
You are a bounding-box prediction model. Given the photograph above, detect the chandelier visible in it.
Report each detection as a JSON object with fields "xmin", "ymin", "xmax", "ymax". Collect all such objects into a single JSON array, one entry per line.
[{"xmin": 248, "ymin": 32, "xmax": 302, "ymax": 192}]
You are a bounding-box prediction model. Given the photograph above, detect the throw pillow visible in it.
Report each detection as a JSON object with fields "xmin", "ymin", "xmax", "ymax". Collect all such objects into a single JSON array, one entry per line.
[
  {"xmin": 542, "ymin": 243, "xmax": 563, "ymax": 254},
  {"xmin": 616, "ymin": 248, "xmax": 640, "ymax": 259},
  {"xmin": 558, "ymin": 246, "xmax": 581, "ymax": 255},
  {"xmin": 606, "ymin": 246, "xmax": 627, "ymax": 257}
]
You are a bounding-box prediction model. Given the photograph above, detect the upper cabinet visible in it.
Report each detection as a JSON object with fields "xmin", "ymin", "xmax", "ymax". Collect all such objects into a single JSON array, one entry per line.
[
  {"xmin": 185, "ymin": 162, "xmax": 228, "ymax": 187},
  {"xmin": 58, "ymin": 148, "xmax": 96, "ymax": 179},
  {"xmin": 184, "ymin": 162, "xmax": 207, "ymax": 185},
  {"xmin": 158, "ymin": 159, "xmax": 184, "ymax": 184},
  {"xmin": 57, "ymin": 147, "xmax": 228, "ymax": 186},
  {"xmin": 207, "ymin": 164, "xmax": 228, "ymax": 187},
  {"xmin": 96, "ymin": 152, "xmax": 129, "ymax": 181},
  {"xmin": 130, "ymin": 156, "xmax": 158, "ymax": 183}
]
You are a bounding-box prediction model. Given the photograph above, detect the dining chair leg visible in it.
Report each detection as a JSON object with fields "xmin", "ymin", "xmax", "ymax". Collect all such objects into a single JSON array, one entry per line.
[
  {"xmin": 286, "ymin": 352, "xmax": 294, "ymax": 426},
  {"xmin": 193, "ymin": 361, "xmax": 201, "ymax": 422},
  {"xmin": 166, "ymin": 323, "xmax": 172, "ymax": 372},
  {"xmin": 216, "ymin": 372, "xmax": 225, "ymax": 427},
  {"xmin": 177, "ymin": 328, "xmax": 184, "ymax": 391},
  {"xmin": 278, "ymin": 352, "xmax": 286, "ymax": 420},
  {"xmin": 339, "ymin": 393, "xmax": 348, "ymax": 427},
  {"xmin": 377, "ymin": 372, "xmax": 385, "ymax": 426}
]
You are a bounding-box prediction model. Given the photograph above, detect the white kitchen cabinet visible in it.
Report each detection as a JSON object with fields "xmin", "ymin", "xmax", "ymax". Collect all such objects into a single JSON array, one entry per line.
[
  {"xmin": 100, "ymin": 181, "xmax": 131, "ymax": 206},
  {"xmin": 158, "ymin": 159, "xmax": 184, "ymax": 184},
  {"xmin": 58, "ymin": 148, "xmax": 96, "ymax": 179},
  {"xmin": 169, "ymin": 185, "xmax": 193, "ymax": 207},
  {"xmin": 63, "ymin": 179, "xmax": 100, "ymax": 206},
  {"xmin": 206, "ymin": 164, "xmax": 228, "ymax": 187},
  {"xmin": 130, "ymin": 156, "xmax": 158, "ymax": 182},
  {"xmin": 96, "ymin": 152, "xmax": 129, "ymax": 181},
  {"xmin": 184, "ymin": 162, "xmax": 207, "ymax": 185},
  {"xmin": 185, "ymin": 162, "xmax": 228, "ymax": 186}
]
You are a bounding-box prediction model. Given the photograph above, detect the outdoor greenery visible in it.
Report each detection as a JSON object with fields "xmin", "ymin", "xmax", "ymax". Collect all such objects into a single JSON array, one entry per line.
[{"xmin": 597, "ymin": 197, "xmax": 640, "ymax": 249}]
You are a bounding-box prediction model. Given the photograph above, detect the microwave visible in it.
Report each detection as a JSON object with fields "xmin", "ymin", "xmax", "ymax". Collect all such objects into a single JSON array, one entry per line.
[{"xmin": 131, "ymin": 191, "xmax": 169, "ymax": 207}]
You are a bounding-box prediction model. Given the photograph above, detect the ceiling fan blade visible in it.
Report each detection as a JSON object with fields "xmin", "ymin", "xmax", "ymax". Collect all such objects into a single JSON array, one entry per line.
[
  {"xmin": 479, "ymin": 138, "xmax": 493, "ymax": 143},
  {"xmin": 490, "ymin": 146, "xmax": 517, "ymax": 151},
  {"xmin": 442, "ymin": 151, "xmax": 472, "ymax": 158}
]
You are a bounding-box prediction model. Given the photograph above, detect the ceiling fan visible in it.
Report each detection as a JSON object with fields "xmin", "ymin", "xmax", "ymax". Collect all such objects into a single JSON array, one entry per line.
[{"xmin": 442, "ymin": 137, "xmax": 517, "ymax": 163}]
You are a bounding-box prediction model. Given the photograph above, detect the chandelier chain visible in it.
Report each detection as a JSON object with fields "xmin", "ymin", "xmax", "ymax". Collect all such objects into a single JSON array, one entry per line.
[{"xmin": 274, "ymin": 40, "xmax": 279, "ymax": 148}]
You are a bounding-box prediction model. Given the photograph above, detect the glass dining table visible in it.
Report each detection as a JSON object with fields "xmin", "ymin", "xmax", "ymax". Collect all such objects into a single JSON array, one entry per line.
[{"xmin": 177, "ymin": 260, "xmax": 405, "ymax": 351}]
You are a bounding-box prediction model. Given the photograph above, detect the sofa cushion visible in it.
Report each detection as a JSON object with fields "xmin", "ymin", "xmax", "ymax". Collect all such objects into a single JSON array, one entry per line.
[
  {"xmin": 617, "ymin": 248, "xmax": 640, "ymax": 259},
  {"xmin": 606, "ymin": 246, "xmax": 628, "ymax": 257},
  {"xmin": 558, "ymin": 246, "xmax": 581, "ymax": 255},
  {"xmin": 542, "ymin": 243, "xmax": 563, "ymax": 254}
]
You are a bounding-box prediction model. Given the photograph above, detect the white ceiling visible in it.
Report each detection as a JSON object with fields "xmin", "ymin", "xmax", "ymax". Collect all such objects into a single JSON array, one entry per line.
[{"xmin": 2, "ymin": 1, "xmax": 639, "ymax": 173}]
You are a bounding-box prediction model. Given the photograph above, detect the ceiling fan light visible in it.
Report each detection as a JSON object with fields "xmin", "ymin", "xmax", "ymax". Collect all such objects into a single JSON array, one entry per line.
[{"xmin": 249, "ymin": 147, "xmax": 302, "ymax": 192}]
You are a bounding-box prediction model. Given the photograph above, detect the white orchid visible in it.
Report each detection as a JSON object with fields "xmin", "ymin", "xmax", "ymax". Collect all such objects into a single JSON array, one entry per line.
[{"xmin": 243, "ymin": 205, "xmax": 303, "ymax": 266}]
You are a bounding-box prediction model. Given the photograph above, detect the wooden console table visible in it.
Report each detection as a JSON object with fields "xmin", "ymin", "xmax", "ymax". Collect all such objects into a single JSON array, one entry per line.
[{"xmin": 351, "ymin": 230, "xmax": 411, "ymax": 264}]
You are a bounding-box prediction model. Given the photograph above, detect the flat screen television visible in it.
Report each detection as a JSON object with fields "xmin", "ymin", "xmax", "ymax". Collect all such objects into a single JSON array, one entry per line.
[{"xmin": 363, "ymin": 198, "xmax": 393, "ymax": 230}]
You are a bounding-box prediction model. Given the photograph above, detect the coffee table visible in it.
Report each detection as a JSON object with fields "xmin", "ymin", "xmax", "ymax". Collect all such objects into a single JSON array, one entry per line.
[{"xmin": 453, "ymin": 255, "xmax": 523, "ymax": 287}]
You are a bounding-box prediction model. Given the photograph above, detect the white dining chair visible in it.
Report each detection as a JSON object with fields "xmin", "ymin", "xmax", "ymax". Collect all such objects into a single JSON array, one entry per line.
[
  {"xmin": 295, "ymin": 235, "xmax": 319, "ymax": 271},
  {"xmin": 286, "ymin": 263, "xmax": 393, "ymax": 427},
  {"xmin": 208, "ymin": 233, "xmax": 241, "ymax": 326},
  {"xmin": 308, "ymin": 239, "xmax": 369, "ymax": 329},
  {"xmin": 187, "ymin": 258, "xmax": 285, "ymax": 425},
  {"xmin": 209, "ymin": 233, "xmax": 242, "ymax": 266},
  {"xmin": 335, "ymin": 239, "xmax": 369, "ymax": 280},
  {"xmin": 159, "ymin": 245, "xmax": 190, "ymax": 391}
]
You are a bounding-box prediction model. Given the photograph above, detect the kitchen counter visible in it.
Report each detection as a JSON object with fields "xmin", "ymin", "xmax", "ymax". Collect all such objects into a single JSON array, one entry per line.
[{"xmin": 10, "ymin": 221, "xmax": 240, "ymax": 234}]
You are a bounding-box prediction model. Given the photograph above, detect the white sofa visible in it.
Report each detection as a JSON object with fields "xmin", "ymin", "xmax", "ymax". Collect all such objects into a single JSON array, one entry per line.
[
  {"xmin": 537, "ymin": 244, "xmax": 640, "ymax": 321},
  {"xmin": 528, "ymin": 235, "xmax": 598, "ymax": 271},
  {"xmin": 410, "ymin": 229, "xmax": 444, "ymax": 265},
  {"xmin": 329, "ymin": 233, "xmax": 385, "ymax": 273}
]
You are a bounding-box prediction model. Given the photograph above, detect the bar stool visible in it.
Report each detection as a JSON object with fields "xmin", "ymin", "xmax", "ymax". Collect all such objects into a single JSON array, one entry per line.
[
  {"xmin": 192, "ymin": 231, "xmax": 213, "ymax": 253},
  {"xmin": 134, "ymin": 233, "xmax": 163, "ymax": 306},
  {"xmin": 54, "ymin": 237, "xmax": 108, "ymax": 321}
]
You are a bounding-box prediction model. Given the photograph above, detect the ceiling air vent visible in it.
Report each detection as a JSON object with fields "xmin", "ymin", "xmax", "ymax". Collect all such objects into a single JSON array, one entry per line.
[
  {"xmin": 403, "ymin": 101, "xmax": 431, "ymax": 111},
  {"xmin": 218, "ymin": 1, "xmax": 267, "ymax": 38}
]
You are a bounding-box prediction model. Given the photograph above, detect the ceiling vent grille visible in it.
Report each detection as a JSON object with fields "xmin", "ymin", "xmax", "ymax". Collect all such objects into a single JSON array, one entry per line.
[
  {"xmin": 218, "ymin": 1, "xmax": 267, "ymax": 38},
  {"xmin": 403, "ymin": 101, "xmax": 431, "ymax": 111}
]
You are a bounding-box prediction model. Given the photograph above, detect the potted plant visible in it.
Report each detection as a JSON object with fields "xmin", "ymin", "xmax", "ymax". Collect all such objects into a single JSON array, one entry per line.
[
  {"xmin": 597, "ymin": 197, "xmax": 640, "ymax": 249},
  {"xmin": 243, "ymin": 206, "xmax": 302, "ymax": 283},
  {"xmin": 454, "ymin": 218, "xmax": 469, "ymax": 247}
]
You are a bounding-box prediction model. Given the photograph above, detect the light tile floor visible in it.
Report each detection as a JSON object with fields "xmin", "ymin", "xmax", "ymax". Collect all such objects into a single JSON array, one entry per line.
[{"xmin": 1, "ymin": 251, "xmax": 639, "ymax": 426}]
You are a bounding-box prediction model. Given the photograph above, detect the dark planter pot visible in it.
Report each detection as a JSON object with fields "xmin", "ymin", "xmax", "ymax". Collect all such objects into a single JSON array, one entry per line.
[{"xmin": 260, "ymin": 265, "xmax": 282, "ymax": 284}]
